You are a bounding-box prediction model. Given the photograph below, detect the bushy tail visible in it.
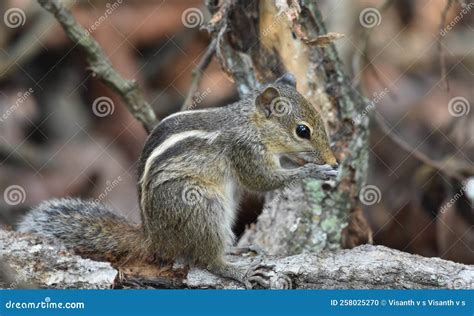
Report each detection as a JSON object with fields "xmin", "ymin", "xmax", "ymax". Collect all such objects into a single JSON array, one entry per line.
[{"xmin": 17, "ymin": 198, "xmax": 147, "ymax": 262}]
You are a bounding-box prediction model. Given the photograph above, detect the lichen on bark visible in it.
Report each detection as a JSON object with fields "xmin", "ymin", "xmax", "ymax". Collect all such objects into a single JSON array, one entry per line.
[{"xmin": 209, "ymin": 0, "xmax": 372, "ymax": 254}]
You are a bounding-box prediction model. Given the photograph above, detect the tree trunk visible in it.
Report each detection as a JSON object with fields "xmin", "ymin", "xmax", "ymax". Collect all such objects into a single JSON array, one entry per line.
[{"xmin": 207, "ymin": 0, "xmax": 372, "ymax": 255}]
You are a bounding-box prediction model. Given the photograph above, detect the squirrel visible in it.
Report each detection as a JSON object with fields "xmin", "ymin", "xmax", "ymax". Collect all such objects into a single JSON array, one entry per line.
[{"xmin": 18, "ymin": 73, "xmax": 339, "ymax": 288}]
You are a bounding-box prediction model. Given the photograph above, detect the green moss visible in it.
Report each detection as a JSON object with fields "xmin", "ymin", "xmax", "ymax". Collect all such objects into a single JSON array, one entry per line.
[{"xmin": 320, "ymin": 215, "xmax": 339, "ymax": 231}]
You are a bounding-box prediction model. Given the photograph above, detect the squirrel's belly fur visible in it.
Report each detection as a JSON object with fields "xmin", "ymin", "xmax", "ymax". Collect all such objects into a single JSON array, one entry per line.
[{"xmin": 139, "ymin": 127, "xmax": 237, "ymax": 266}]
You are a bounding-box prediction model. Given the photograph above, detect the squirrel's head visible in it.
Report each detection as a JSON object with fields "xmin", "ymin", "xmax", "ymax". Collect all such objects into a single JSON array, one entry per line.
[{"xmin": 252, "ymin": 74, "xmax": 338, "ymax": 169}]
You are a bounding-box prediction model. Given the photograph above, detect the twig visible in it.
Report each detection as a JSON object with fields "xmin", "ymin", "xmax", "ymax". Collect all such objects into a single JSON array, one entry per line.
[
  {"xmin": 205, "ymin": 0, "xmax": 234, "ymax": 33},
  {"xmin": 37, "ymin": 0, "xmax": 157, "ymax": 133},
  {"xmin": 275, "ymin": 0, "xmax": 344, "ymax": 47},
  {"xmin": 288, "ymin": 29, "xmax": 345, "ymax": 47},
  {"xmin": 302, "ymin": 32, "xmax": 345, "ymax": 47},
  {"xmin": 438, "ymin": 0, "xmax": 454, "ymax": 92},
  {"xmin": 181, "ymin": 38, "xmax": 217, "ymax": 111}
]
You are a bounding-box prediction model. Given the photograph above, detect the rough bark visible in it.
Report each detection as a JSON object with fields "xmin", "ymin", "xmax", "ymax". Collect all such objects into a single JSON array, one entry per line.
[
  {"xmin": 2, "ymin": 230, "xmax": 472, "ymax": 289},
  {"xmin": 0, "ymin": 230, "xmax": 116, "ymax": 289},
  {"xmin": 208, "ymin": 0, "xmax": 372, "ymax": 255}
]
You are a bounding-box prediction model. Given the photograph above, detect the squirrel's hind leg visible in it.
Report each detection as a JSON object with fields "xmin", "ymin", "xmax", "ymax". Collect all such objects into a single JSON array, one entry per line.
[{"xmin": 207, "ymin": 259, "xmax": 273, "ymax": 289}]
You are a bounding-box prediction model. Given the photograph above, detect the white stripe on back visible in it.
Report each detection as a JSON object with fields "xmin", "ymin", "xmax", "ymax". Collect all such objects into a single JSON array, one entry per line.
[
  {"xmin": 140, "ymin": 130, "xmax": 220, "ymax": 185},
  {"xmin": 160, "ymin": 109, "xmax": 216, "ymax": 125}
]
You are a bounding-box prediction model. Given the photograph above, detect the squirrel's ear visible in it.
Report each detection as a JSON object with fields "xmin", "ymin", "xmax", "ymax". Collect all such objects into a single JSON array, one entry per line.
[
  {"xmin": 255, "ymin": 86, "xmax": 280, "ymax": 117},
  {"xmin": 275, "ymin": 73, "xmax": 296, "ymax": 88}
]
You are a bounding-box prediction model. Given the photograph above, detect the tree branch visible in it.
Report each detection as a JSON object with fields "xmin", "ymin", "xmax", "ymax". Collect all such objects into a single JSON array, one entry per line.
[
  {"xmin": 438, "ymin": 0, "xmax": 454, "ymax": 91},
  {"xmin": 181, "ymin": 37, "xmax": 217, "ymax": 111},
  {"xmin": 1, "ymin": 230, "xmax": 472, "ymax": 289},
  {"xmin": 37, "ymin": 0, "xmax": 157, "ymax": 133}
]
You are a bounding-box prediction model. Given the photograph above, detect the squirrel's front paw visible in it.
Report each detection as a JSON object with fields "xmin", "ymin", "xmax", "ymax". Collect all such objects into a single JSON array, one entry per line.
[{"xmin": 304, "ymin": 163, "xmax": 339, "ymax": 180}]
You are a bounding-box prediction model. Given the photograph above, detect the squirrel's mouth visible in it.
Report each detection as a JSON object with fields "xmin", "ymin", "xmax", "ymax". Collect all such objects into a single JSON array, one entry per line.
[{"xmin": 278, "ymin": 151, "xmax": 321, "ymax": 169}]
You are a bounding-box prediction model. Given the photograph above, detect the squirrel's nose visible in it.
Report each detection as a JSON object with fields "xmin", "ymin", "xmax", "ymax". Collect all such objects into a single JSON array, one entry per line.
[{"xmin": 331, "ymin": 162, "xmax": 339, "ymax": 169}]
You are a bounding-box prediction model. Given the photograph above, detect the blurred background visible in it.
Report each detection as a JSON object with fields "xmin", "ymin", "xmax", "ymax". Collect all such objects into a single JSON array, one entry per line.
[{"xmin": 0, "ymin": 0, "xmax": 472, "ymax": 264}]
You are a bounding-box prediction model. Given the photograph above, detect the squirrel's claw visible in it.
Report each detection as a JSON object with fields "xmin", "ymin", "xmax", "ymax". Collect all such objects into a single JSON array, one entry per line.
[
  {"xmin": 304, "ymin": 163, "xmax": 339, "ymax": 180},
  {"xmin": 243, "ymin": 260, "xmax": 275, "ymax": 289},
  {"xmin": 322, "ymin": 168, "xmax": 339, "ymax": 179}
]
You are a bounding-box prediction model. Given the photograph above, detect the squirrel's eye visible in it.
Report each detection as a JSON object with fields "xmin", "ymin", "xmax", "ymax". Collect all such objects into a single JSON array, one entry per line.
[{"xmin": 296, "ymin": 124, "xmax": 311, "ymax": 139}]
